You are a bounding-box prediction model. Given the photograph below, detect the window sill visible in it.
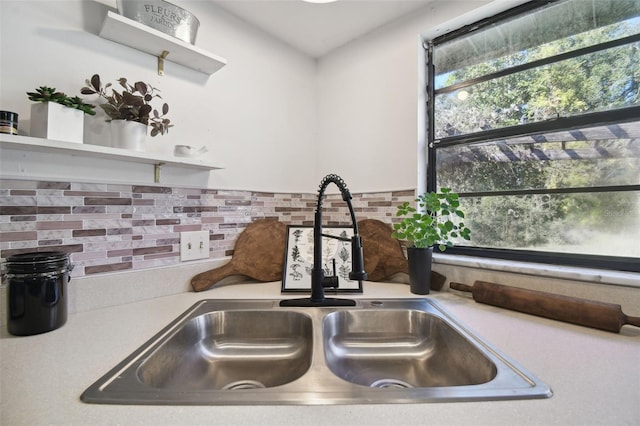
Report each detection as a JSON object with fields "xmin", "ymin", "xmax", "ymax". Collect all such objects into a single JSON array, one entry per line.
[{"xmin": 433, "ymin": 253, "xmax": 640, "ymax": 289}]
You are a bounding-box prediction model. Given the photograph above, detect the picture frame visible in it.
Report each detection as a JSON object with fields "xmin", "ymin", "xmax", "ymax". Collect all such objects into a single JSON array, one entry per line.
[{"xmin": 281, "ymin": 225, "xmax": 363, "ymax": 293}]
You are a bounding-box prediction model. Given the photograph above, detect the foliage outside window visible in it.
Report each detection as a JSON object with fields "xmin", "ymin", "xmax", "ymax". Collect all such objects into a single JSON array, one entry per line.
[{"xmin": 426, "ymin": 0, "xmax": 640, "ymax": 272}]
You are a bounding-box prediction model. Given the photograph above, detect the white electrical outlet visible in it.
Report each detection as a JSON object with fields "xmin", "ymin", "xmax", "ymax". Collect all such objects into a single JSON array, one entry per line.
[{"xmin": 180, "ymin": 230, "xmax": 210, "ymax": 261}]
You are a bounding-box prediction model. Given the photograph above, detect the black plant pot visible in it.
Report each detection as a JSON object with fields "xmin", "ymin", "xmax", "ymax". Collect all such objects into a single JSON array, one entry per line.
[{"xmin": 407, "ymin": 246, "xmax": 433, "ymax": 295}]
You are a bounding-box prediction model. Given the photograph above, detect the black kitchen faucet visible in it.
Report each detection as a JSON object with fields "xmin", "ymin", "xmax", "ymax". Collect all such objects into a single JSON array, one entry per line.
[{"xmin": 280, "ymin": 174, "xmax": 367, "ymax": 307}]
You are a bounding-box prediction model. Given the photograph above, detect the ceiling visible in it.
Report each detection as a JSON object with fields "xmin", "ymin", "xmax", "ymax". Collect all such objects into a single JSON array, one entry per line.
[{"xmin": 209, "ymin": 0, "xmax": 433, "ymax": 58}]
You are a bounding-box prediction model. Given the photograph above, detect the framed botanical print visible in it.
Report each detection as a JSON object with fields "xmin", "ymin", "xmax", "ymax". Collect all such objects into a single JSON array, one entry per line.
[{"xmin": 281, "ymin": 225, "xmax": 363, "ymax": 293}]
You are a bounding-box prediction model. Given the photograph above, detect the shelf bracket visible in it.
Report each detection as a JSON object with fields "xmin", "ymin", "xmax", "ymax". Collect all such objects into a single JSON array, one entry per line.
[
  {"xmin": 158, "ymin": 50, "xmax": 170, "ymax": 76},
  {"xmin": 154, "ymin": 162, "xmax": 166, "ymax": 183}
]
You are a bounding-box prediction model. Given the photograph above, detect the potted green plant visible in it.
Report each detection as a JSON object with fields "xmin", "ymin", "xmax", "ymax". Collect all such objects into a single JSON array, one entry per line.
[
  {"xmin": 27, "ymin": 86, "xmax": 96, "ymax": 144},
  {"xmin": 391, "ymin": 188, "xmax": 471, "ymax": 294},
  {"xmin": 80, "ymin": 74, "xmax": 172, "ymax": 151}
]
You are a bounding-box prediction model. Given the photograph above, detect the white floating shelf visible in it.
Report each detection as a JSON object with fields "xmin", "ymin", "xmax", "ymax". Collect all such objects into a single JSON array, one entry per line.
[
  {"xmin": 0, "ymin": 134, "xmax": 223, "ymax": 171},
  {"xmin": 99, "ymin": 11, "xmax": 227, "ymax": 75}
]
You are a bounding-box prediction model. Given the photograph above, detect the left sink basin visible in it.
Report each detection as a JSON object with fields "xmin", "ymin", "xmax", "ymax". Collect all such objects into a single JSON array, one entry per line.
[
  {"xmin": 81, "ymin": 300, "xmax": 319, "ymax": 405},
  {"xmin": 137, "ymin": 310, "xmax": 313, "ymax": 390}
]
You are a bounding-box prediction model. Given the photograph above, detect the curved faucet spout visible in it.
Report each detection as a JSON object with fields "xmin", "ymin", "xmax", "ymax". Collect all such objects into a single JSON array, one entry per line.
[{"xmin": 280, "ymin": 174, "xmax": 367, "ymax": 308}]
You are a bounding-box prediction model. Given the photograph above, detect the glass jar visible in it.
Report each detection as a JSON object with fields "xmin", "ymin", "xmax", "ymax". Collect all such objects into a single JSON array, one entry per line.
[{"xmin": 0, "ymin": 110, "xmax": 18, "ymax": 135}]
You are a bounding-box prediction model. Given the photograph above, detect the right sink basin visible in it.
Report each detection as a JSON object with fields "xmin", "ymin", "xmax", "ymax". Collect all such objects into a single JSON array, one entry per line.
[{"xmin": 323, "ymin": 309, "xmax": 497, "ymax": 388}]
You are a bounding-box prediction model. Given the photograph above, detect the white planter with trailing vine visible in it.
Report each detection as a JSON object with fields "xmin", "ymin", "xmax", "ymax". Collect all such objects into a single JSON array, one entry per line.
[
  {"xmin": 30, "ymin": 102, "xmax": 84, "ymax": 144},
  {"xmin": 110, "ymin": 120, "xmax": 147, "ymax": 152}
]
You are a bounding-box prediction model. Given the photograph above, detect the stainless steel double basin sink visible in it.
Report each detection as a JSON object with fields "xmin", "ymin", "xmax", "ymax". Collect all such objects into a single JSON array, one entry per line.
[{"xmin": 81, "ymin": 298, "xmax": 552, "ymax": 405}]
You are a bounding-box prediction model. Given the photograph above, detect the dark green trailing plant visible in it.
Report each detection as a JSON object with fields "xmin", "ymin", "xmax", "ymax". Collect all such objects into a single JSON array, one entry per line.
[
  {"xmin": 391, "ymin": 188, "xmax": 471, "ymax": 251},
  {"xmin": 27, "ymin": 86, "xmax": 96, "ymax": 115},
  {"xmin": 80, "ymin": 74, "xmax": 172, "ymax": 137}
]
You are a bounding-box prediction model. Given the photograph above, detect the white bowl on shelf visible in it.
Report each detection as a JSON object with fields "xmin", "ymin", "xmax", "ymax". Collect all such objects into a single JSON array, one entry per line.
[{"xmin": 174, "ymin": 145, "xmax": 208, "ymax": 158}]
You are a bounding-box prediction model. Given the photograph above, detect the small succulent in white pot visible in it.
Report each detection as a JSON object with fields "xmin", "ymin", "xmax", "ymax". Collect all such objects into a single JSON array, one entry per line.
[
  {"xmin": 27, "ymin": 86, "xmax": 96, "ymax": 143},
  {"xmin": 27, "ymin": 86, "xmax": 96, "ymax": 115}
]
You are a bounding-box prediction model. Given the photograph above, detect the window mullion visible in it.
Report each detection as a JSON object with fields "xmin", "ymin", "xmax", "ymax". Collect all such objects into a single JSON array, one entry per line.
[
  {"xmin": 435, "ymin": 106, "xmax": 640, "ymax": 148},
  {"xmin": 458, "ymin": 185, "xmax": 640, "ymax": 198},
  {"xmin": 426, "ymin": 41, "xmax": 437, "ymax": 193}
]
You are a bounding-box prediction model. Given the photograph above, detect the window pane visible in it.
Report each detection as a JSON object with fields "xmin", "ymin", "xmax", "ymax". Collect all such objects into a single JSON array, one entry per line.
[
  {"xmin": 434, "ymin": 0, "xmax": 640, "ymax": 89},
  {"xmin": 455, "ymin": 192, "xmax": 640, "ymax": 258},
  {"xmin": 437, "ymin": 121, "xmax": 640, "ymax": 193},
  {"xmin": 435, "ymin": 42, "xmax": 640, "ymax": 138}
]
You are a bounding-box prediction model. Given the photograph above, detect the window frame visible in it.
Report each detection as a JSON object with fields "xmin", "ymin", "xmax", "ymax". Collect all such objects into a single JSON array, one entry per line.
[{"xmin": 425, "ymin": 0, "xmax": 640, "ymax": 273}]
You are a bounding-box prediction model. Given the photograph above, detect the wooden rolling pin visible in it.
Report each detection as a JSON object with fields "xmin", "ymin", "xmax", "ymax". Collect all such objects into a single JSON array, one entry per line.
[{"xmin": 450, "ymin": 280, "xmax": 640, "ymax": 333}]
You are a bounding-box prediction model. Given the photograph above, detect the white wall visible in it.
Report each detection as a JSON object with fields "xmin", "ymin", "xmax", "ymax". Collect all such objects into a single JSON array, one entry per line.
[
  {"xmin": 0, "ymin": 0, "xmax": 317, "ymax": 192},
  {"xmin": 314, "ymin": 0, "xmax": 495, "ymax": 193}
]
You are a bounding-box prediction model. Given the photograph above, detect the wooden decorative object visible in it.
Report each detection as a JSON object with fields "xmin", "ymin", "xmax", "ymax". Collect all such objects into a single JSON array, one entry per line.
[
  {"xmin": 191, "ymin": 219, "xmax": 287, "ymax": 292},
  {"xmin": 450, "ymin": 281, "xmax": 640, "ymax": 333},
  {"xmin": 359, "ymin": 219, "xmax": 408, "ymax": 281}
]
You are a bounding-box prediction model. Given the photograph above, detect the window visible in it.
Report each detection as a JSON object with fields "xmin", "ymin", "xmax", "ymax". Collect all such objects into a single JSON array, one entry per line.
[{"xmin": 426, "ymin": 0, "xmax": 640, "ymax": 272}]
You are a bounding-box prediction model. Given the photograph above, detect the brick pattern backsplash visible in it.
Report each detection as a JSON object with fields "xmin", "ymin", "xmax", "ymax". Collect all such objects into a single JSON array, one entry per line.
[{"xmin": 0, "ymin": 179, "xmax": 414, "ymax": 277}]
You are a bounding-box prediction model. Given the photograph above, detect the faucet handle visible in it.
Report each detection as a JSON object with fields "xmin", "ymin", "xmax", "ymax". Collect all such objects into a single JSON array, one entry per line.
[
  {"xmin": 322, "ymin": 276, "xmax": 339, "ymax": 288},
  {"xmin": 349, "ymin": 236, "xmax": 368, "ymax": 281},
  {"xmin": 322, "ymin": 259, "xmax": 339, "ymax": 288}
]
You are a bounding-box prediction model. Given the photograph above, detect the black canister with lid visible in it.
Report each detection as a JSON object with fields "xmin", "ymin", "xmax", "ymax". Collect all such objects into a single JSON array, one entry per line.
[{"xmin": 5, "ymin": 251, "xmax": 71, "ymax": 336}]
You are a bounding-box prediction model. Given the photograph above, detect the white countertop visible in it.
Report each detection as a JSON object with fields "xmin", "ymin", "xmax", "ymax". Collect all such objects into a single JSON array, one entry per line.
[{"xmin": 1, "ymin": 281, "xmax": 639, "ymax": 426}]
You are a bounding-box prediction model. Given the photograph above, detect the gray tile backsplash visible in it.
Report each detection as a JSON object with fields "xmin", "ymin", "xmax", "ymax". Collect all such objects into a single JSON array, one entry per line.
[{"xmin": 1, "ymin": 179, "xmax": 413, "ymax": 277}]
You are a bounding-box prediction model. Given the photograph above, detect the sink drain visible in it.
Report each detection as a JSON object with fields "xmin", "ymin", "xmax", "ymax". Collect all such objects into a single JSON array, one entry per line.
[
  {"xmin": 370, "ymin": 379, "xmax": 414, "ymax": 389},
  {"xmin": 222, "ymin": 380, "xmax": 266, "ymax": 390}
]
